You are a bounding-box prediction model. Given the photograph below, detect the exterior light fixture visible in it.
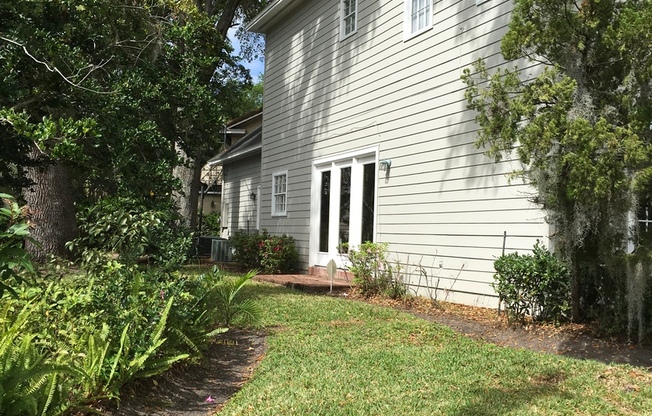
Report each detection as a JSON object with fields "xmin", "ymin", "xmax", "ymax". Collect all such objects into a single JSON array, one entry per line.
[{"xmin": 379, "ymin": 159, "xmax": 392, "ymax": 171}]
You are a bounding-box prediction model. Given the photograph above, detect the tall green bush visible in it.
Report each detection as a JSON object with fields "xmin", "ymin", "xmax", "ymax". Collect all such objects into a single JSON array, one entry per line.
[
  {"xmin": 493, "ymin": 242, "xmax": 570, "ymax": 324},
  {"xmin": 67, "ymin": 199, "xmax": 192, "ymax": 271},
  {"xmin": 0, "ymin": 195, "xmax": 263, "ymax": 411}
]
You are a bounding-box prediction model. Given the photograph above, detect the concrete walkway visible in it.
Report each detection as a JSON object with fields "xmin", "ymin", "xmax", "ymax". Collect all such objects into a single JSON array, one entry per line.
[{"xmin": 254, "ymin": 273, "xmax": 352, "ymax": 292}]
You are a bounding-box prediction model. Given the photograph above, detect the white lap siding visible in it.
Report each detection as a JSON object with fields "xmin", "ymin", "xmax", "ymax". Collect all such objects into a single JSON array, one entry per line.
[
  {"xmin": 258, "ymin": 0, "xmax": 548, "ymax": 307},
  {"xmin": 223, "ymin": 154, "xmax": 261, "ymax": 236}
]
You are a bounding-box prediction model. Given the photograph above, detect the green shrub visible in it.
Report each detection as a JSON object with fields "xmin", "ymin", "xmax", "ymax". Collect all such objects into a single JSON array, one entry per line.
[
  {"xmin": 230, "ymin": 230, "xmax": 298, "ymax": 274},
  {"xmin": 0, "ymin": 193, "xmax": 36, "ymax": 297},
  {"xmin": 0, "ymin": 303, "xmax": 79, "ymax": 416},
  {"xmin": 67, "ymin": 199, "xmax": 192, "ymax": 271},
  {"xmin": 347, "ymin": 242, "xmax": 407, "ymax": 298},
  {"xmin": 493, "ymin": 241, "xmax": 570, "ymax": 324},
  {"xmin": 260, "ymin": 234, "xmax": 298, "ymax": 274},
  {"xmin": 230, "ymin": 231, "xmax": 265, "ymax": 269},
  {"xmin": 200, "ymin": 211, "xmax": 221, "ymax": 236},
  {"xmin": 0, "ymin": 196, "xmax": 262, "ymax": 410}
]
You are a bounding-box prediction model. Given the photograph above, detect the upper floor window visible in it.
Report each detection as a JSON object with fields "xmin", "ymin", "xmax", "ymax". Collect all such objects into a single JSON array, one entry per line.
[
  {"xmin": 272, "ymin": 171, "xmax": 288, "ymax": 216},
  {"xmin": 341, "ymin": 0, "xmax": 357, "ymax": 39},
  {"xmin": 405, "ymin": 0, "xmax": 432, "ymax": 40}
]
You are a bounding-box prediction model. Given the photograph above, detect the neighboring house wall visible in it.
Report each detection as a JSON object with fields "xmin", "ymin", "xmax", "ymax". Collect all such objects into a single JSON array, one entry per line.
[
  {"xmin": 256, "ymin": 0, "xmax": 547, "ymax": 307},
  {"xmin": 222, "ymin": 154, "xmax": 261, "ymax": 237},
  {"xmin": 199, "ymin": 194, "xmax": 221, "ymax": 214}
]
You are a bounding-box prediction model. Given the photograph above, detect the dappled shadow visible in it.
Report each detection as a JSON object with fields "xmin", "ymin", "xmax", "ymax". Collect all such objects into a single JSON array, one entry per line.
[
  {"xmin": 258, "ymin": 0, "xmax": 383, "ymax": 269},
  {"xmin": 450, "ymin": 371, "xmax": 570, "ymax": 416},
  {"xmin": 557, "ymin": 334, "xmax": 652, "ymax": 368},
  {"xmin": 401, "ymin": 299, "xmax": 652, "ymax": 371}
]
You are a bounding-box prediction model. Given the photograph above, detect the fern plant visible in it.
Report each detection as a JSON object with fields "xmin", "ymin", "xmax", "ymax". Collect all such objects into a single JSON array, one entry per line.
[
  {"xmin": 104, "ymin": 296, "xmax": 189, "ymax": 394},
  {"xmin": 0, "ymin": 303, "xmax": 81, "ymax": 415}
]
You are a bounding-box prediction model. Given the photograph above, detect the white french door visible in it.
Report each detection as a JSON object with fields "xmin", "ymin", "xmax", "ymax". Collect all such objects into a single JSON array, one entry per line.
[{"xmin": 311, "ymin": 153, "xmax": 377, "ymax": 268}]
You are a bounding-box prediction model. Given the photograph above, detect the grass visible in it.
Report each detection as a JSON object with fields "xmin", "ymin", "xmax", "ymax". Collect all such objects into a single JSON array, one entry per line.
[{"xmin": 219, "ymin": 283, "xmax": 652, "ymax": 415}]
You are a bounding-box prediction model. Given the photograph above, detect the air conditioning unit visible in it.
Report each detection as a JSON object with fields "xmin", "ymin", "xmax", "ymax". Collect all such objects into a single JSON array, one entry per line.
[{"xmin": 211, "ymin": 238, "xmax": 233, "ymax": 262}]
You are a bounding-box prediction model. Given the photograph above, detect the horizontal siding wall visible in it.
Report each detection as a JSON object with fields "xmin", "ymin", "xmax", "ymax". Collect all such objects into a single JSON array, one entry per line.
[
  {"xmin": 260, "ymin": 0, "xmax": 548, "ymax": 307},
  {"xmin": 223, "ymin": 155, "xmax": 261, "ymax": 237}
]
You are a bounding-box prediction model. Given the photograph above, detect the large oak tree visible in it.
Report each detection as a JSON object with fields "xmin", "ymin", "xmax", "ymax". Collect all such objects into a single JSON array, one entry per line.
[{"xmin": 0, "ymin": 0, "xmax": 266, "ymax": 260}]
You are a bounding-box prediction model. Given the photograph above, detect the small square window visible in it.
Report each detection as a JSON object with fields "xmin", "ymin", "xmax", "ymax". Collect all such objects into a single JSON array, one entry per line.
[
  {"xmin": 341, "ymin": 0, "xmax": 358, "ymax": 39},
  {"xmin": 404, "ymin": 0, "xmax": 432, "ymax": 40},
  {"xmin": 272, "ymin": 171, "xmax": 288, "ymax": 216}
]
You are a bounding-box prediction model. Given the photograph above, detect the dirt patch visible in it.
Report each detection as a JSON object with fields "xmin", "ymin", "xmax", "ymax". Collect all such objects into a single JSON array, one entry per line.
[{"xmin": 99, "ymin": 329, "xmax": 266, "ymax": 415}]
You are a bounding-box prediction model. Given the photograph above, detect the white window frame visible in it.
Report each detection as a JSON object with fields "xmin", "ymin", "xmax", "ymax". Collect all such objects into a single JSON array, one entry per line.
[
  {"xmin": 404, "ymin": 0, "xmax": 433, "ymax": 41},
  {"xmin": 340, "ymin": 0, "xmax": 358, "ymax": 40},
  {"xmin": 271, "ymin": 170, "xmax": 288, "ymax": 217}
]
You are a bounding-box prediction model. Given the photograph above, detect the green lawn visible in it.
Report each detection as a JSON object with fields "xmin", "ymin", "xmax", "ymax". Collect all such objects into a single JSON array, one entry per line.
[{"xmin": 219, "ymin": 283, "xmax": 652, "ymax": 415}]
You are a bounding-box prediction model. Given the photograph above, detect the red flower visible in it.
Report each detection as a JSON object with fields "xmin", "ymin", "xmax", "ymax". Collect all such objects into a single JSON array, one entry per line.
[{"xmin": 274, "ymin": 245, "xmax": 281, "ymax": 252}]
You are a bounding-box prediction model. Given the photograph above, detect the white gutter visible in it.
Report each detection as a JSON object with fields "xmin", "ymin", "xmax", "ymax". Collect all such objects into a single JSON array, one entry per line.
[
  {"xmin": 246, "ymin": 0, "xmax": 302, "ymax": 33},
  {"xmin": 207, "ymin": 143, "xmax": 262, "ymax": 166}
]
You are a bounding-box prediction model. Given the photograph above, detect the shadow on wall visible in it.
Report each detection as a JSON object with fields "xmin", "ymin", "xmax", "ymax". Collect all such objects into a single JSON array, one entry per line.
[{"xmin": 261, "ymin": 0, "xmax": 383, "ymax": 268}]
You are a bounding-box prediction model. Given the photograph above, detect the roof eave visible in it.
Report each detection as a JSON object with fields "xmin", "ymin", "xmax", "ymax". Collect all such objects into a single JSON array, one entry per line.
[
  {"xmin": 246, "ymin": 0, "xmax": 303, "ymax": 33},
  {"xmin": 208, "ymin": 145, "xmax": 262, "ymax": 166}
]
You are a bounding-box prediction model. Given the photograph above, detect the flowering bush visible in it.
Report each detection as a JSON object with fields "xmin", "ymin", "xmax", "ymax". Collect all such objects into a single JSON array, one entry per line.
[
  {"xmin": 230, "ymin": 230, "xmax": 298, "ymax": 274},
  {"xmin": 230, "ymin": 232, "xmax": 265, "ymax": 269}
]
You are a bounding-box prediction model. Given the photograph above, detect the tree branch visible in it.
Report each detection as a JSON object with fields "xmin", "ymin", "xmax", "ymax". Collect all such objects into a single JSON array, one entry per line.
[{"xmin": 0, "ymin": 36, "xmax": 114, "ymax": 94}]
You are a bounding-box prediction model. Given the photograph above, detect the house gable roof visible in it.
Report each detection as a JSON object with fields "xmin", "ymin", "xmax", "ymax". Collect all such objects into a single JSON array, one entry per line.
[
  {"xmin": 207, "ymin": 126, "xmax": 262, "ymax": 166},
  {"xmin": 226, "ymin": 108, "xmax": 262, "ymax": 129},
  {"xmin": 247, "ymin": 0, "xmax": 306, "ymax": 33}
]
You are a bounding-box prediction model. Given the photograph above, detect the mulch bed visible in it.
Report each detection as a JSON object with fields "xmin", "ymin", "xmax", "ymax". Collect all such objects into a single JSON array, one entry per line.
[{"xmin": 98, "ymin": 329, "xmax": 266, "ymax": 416}]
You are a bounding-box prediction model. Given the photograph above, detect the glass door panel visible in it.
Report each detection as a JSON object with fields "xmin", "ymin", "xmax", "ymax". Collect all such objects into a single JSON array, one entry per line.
[
  {"xmin": 361, "ymin": 163, "xmax": 376, "ymax": 244},
  {"xmin": 339, "ymin": 167, "xmax": 351, "ymax": 248},
  {"xmin": 319, "ymin": 171, "xmax": 331, "ymax": 252}
]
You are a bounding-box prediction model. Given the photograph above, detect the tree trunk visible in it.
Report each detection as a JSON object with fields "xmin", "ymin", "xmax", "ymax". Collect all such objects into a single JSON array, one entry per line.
[
  {"xmin": 570, "ymin": 252, "xmax": 581, "ymax": 322},
  {"xmin": 23, "ymin": 156, "xmax": 78, "ymax": 262},
  {"xmin": 173, "ymin": 144, "xmax": 202, "ymax": 231},
  {"xmin": 215, "ymin": 0, "xmax": 241, "ymax": 37}
]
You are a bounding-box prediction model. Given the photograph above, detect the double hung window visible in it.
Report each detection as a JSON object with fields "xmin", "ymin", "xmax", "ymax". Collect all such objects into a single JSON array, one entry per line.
[
  {"xmin": 405, "ymin": 0, "xmax": 432, "ymax": 39},
  {"xmin": 272, "ymin": 171, "xmax": 287, "ymax": 216},
  {"xmin": 341, "ymin": 0, "xmax": 357, "ymax": 39}
]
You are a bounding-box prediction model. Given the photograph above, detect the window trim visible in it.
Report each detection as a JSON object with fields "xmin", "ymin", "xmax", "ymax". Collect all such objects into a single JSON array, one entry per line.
[
  {"xmin": 340, "ymin": 0, "xmax": 358, "ymax": 40},
  {"xmin": 403, "ymin": 0, "xmax": 433, "ymax": 41},
  {"xmin": 271, "ymin": 170, "xmax": 288, "ymax": 217}
]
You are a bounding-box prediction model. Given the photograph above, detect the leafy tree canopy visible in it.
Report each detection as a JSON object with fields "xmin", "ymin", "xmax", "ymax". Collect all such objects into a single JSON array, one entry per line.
[{"xmin": 0, "ymin": 0, "xmax": 260, "ymax": 202}]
